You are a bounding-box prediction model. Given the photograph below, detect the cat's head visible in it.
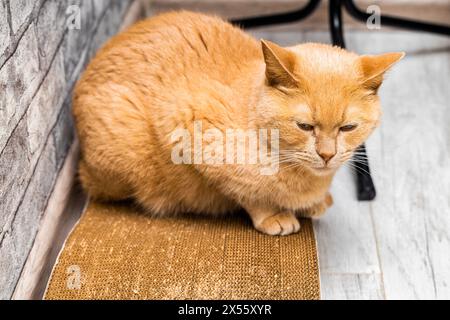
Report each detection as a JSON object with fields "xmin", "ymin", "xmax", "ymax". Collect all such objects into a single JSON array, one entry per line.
[{"xmin": 257, "ymin": 40, "xmax": 404, "ymax": 175}]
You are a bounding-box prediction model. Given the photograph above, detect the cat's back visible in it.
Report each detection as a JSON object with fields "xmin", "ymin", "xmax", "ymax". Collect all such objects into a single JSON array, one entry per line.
[
  {"xmin": 81, "ymin": 11, "xmax": 260, "ymax": 87},
  {"xmin": 73, "ymin": 10, "xmax": 261, "ymax": 149}
]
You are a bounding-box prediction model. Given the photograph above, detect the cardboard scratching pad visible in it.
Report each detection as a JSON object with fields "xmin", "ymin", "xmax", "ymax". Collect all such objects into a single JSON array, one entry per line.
[{"xmin": 45, "ymin": 202, "xmax": 320, "ymax": 299}]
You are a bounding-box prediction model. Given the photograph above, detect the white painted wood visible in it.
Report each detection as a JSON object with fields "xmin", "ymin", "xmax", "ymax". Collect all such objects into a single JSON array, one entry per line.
[
  {"xmin": 320, "ymin": 273, "xmax": 384, "ymax": 300},
  {"xmin": 315, "ymin": 166, "xmax": 380, "ymax": 274},
  {"xmin": 315, "ymin": 167, "xmax": 383, "ymax": 299},
  {"xmin": 354, "ymin": 33, "xmax": 450, "ymax": 299}
]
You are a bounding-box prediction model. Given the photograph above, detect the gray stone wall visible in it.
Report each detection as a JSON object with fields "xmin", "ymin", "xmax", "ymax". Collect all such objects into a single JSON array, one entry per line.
[{"xmin": 0, "ymin": 0, "xmax": 134, "ymax": 299}]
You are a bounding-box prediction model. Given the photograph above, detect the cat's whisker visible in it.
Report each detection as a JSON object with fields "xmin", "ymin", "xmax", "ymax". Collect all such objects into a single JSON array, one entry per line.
[
  {"xmin": 352, "ymin": 152, "xmax": 369, "ymax": 156},
  {"xmin": 278, "ymin": 153, "xmax": 316, "ymax": 164},
  {"xmin": 277, "ymin": 159, "xmax": 298, "ymax": 165},
  {"xmin": 352, "ymin": 160, "xmax": 370, "ymax": 166},
  {"xmin": 345, "ymin": 162, "xmax": 373, "ymax": 177},
  {"xmin": 352, "ymin": 156, "xmax": 372, "ymax": 163},
  {"xmin": 352, "ymin": 156, "xmax": 369, "ymax": 162},
  {"xmin": 282, "ymin": 163, "xmax": 304, "ymax": 171}
]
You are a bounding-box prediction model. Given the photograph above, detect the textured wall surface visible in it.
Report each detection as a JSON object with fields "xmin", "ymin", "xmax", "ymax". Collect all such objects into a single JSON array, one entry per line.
[{"xmin": 0, "ymin": 0, "xmax": 133, "ymax": 299}]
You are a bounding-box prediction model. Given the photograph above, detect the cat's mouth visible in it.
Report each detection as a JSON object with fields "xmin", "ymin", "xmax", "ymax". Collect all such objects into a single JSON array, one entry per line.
[
  {"xmin": 309, "ymin": 163, "xmax": 338, "ymax": 175},
  {"xmin": 313, "ymin": 166, "xmax": 334, "ymax": 173}
]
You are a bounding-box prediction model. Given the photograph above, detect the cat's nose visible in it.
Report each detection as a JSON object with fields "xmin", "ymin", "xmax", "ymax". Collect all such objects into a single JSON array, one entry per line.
[{"xmin": 318, "ymin": 151, "xmax": 335, "ymax": 163}]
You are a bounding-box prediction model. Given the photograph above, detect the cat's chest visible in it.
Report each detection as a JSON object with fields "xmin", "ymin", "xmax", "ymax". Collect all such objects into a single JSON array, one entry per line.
[{"xmin": 270, "ymin": 171, "xmax": 332, "ymax": 208}]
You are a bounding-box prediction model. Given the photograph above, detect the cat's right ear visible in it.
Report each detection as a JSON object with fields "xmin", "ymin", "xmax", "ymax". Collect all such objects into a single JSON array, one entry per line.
[{"xmin": 261, "ymin": 40, "xmax": 298, "ymax": 88}]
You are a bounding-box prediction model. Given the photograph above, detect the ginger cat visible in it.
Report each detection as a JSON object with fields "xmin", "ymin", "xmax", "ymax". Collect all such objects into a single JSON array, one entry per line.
[{"xmin": 73, "ymin": 11, "xmax": 403, "ymax": 236}]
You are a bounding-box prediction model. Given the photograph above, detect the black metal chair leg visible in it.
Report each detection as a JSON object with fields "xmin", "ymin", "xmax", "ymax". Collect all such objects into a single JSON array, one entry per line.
[
  {"xmin": 343, "ymin": 0, "xmax": 450, "ymax": 36},
  {"xmin": 329, "ymin": 0, "xmax": 376, "ymax": 201},
  {"xmin": 353, "ymin": 145, "xmax": 377, "ymax": 200},
  {"xmin": 329, "ymin": 0, "xmax": 346, "ymax": 47},
  {"xmin": 231, "ymin": 0, "xmax": 321, "ymax": 29}
]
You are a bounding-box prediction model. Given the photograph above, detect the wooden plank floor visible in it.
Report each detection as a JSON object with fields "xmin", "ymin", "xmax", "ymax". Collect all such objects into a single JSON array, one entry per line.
[{"xmin": 251, "ymin": 30, "xmax": 450, "ymax": 299}]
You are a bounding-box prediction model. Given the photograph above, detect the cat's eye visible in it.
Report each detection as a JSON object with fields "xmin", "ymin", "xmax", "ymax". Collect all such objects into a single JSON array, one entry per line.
[
  {"xmin": 340, "ymin": 124, "xmax": 358, "ymax": 132},
  {"xmin": 297, "ymin": 122, "xmax": 314, "ymax": 131}
]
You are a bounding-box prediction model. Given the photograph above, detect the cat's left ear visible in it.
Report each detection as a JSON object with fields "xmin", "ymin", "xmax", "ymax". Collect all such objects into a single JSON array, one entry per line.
[
  {"xmin": 359, "ymin": 52, "xmax": 405, "ymax": 92},
  {"xmin": 261, "ymin": 39, "xmax": 298, "ymax": 88}
]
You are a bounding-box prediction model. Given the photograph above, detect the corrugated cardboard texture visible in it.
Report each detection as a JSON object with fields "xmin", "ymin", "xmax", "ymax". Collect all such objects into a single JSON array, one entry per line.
[{"xmin": 45, "ymin": 202, "xmax": 320, "ymax": 299}]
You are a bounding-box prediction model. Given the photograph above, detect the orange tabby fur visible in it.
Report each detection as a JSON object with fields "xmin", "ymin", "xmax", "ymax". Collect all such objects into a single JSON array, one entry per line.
[{"xmin": 73, "ymin": 11, "xmax": 403, "ymax": 235}]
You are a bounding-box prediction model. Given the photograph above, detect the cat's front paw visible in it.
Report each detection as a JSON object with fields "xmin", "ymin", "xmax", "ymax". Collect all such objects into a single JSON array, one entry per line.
[
  {"xmin": 255, "ymin": 212, "xmax": 301, "ymax": 236},
  {"xmin": 297, "ymin": 193, "xmax": 333, "ymax": 219}
]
